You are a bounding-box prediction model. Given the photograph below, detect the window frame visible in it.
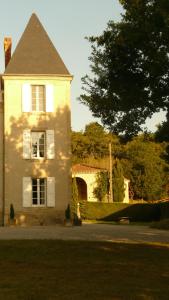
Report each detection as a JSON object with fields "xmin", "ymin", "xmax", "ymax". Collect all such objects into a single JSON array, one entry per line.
[
  {"xmin": 31, "ymin": 131, "xmax": 46, "ymax": 159},
  {"xmin": 31, "ymin": 85, "xmax": 46, "ymax": 112},
  {"xmin": 32, "ymin": 178, "xmax": 47, "ymax": 207}
]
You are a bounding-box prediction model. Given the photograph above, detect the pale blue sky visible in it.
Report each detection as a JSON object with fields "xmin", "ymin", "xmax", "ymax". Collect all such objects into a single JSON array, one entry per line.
[{"xmin": 0, "ymin": 0, "xmax": 164, "ymax": 132}]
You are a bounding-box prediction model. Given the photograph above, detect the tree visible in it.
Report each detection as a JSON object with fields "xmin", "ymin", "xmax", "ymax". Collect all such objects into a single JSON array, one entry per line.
[
  {"xmin": 112, "ymin": 160, "xmax": 125, "ymax": 202},
  {"xmin": 122, "ymin": 134, "xmax": 168, "ymax": 200},
  {"xmin": 71, "ymin": 122, "xmax": 121, "ymax": 163},
  {"xmin": 93, "ymin": 171, "xmax": 109, "ymax": 202},
  {"xmin": 71, "ymin": 131, "xmax": 89, "ymax": 163},
  {"xmin": 80, "ymin": 0, "xmax": 169, "ymax": 138},
  {"xmin": 71, "ymin": 177, "xmax": 78, "ymax": 219}
]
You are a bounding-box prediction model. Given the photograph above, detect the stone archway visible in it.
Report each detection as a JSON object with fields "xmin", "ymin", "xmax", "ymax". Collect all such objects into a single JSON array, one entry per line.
[{"xmin": 75, "ymin": 177, "xmax": 87, "ymax": 201}]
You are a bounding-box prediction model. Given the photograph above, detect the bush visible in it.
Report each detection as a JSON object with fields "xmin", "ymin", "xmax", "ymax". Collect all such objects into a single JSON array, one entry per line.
[
  {"xmin": 93, "ymin": 172, "xmax": 109, "ymax": 202},
  {"xmin": 10, "ymin": 204, "xmax": 15, "ymax": 220},
  {"xmin": 84, "ymin": 202, "xmax": 129, "ymax": 220},
  {"xmin": 83, "ymin": 202, "xmax": 161, "ymax": 222},
  {"xmin": 71, "ymin": 178, "xmax": 78, "ymax": 219},
  {"xmin": 159, "ymin": 202, "xmax": 169, "ymax": 219},
  {"xmin": 79, "ymin": 200, "xmax": 87, "ymax": 220},
  {"xmin": 65, "ymin": 204, "xmax": 71, "ymax": 220}
]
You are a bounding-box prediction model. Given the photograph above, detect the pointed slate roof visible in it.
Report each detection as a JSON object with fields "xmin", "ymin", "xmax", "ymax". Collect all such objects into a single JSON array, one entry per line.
[{"xmin": 4, "ymin": 14, "xmax": 70, "ymax": 75}]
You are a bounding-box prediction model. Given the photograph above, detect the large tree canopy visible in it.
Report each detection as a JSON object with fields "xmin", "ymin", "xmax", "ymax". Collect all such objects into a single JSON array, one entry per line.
[{"xmin": 80, "ymin": 0, "xmax": 169, "ymax": 137}]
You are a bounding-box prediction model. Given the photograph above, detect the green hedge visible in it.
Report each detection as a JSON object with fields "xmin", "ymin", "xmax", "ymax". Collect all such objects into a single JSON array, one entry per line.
[
  {"xmin": 160, "ymin": 202, "xmax": 169, "ymax": 219},
  {"xmin": 82, "ymin": 202, "xmax": 169, "ymax": 222}
]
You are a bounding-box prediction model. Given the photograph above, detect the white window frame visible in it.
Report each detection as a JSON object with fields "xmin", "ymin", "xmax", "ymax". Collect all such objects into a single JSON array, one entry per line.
[
  {"xmin": 23, "ymin": 177, "xmax": 55, "ymax": 208},
  {"xmin": 31, "ymin": 131, "xmax": 46, "ymax": 159},
  {"xmin": 22, "ymin": 84, "xmax": 54, "ymax": 113},
  {"xmin": 32, "ymin": 178, "xmax": 46, "ymax": 206},
  {"xmin": 32, "ymin": 85, "xmax": 46, "ymax": 112},
  {"xmin": 23, "ymin": 129, "xmax": 55, "ymax": 160}
]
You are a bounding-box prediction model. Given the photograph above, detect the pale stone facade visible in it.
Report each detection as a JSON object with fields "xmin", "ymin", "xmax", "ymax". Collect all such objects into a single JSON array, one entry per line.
[
  {"xmin": 72, "ymin": 164, "xmax": 130, "ymax": 203},
  {"xmin": 0, "ymin": 14, "xmax": 72, "ymax": 225}
]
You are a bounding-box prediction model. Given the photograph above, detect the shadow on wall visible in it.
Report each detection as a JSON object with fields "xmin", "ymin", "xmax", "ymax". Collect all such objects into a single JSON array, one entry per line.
[{"xmin": 3, "ymin": 106, "xmax": 71, "ymax": 224}]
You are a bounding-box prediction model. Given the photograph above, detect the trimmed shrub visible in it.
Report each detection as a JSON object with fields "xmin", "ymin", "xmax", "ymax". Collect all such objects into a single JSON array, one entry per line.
[
  {"xmin": 65, "ymin": 204, "xmax": 71, "ymax": 220},
  {"xmin": 79, "ymin": 200, "xmax": 87, "ymax": 220},
  {"xmin": 112, "ymin": 160, "xmax": 125, "ymax": 202},
  {"xmin": 159, "ymin": 202, "xmax": 169, "ymax": 219},
  {"xmin": 83, "ymin": 202, "xmax": 161, "ymax": 222},
  {"xmin": 84, "ymin": 202, "xmax": 129, "ymax": 220},
  {"xmin": 71, "ymin": 177, "xmax": 78, "ymax": 219},
  {"xmin": 93, "ymin": 171, "xmax": 109, "ymax": 202},
  {"xmin": 10, "ymin": 204, "xmax": 15, "ymax": 220}
]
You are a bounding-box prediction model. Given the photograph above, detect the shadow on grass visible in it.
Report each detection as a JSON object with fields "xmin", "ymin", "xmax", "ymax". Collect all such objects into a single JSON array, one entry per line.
[{"xmin": 0, "ymin": 240, "xmax": 168, "ymax": 299}]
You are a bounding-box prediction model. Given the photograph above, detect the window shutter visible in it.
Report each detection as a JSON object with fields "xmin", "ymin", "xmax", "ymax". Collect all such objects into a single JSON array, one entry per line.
[
  {"xmin": 22, "ymin": 84, "xmax": 31, "ymax": 112},
  {"xmin": 23, "ymin": 130, "xmax": 31, "ymax": 159},
  {"xmin": 23, "ymin": 177, "xmax": 32, "ymax": 207},
  {"xmin": 46, "ymin": 84, "xmax": 54, "ymax": 112},
  {"xmin": 46, "ymin": 130, "xmax": 55, "ymax": 159},
  {"xmin": 47, "ymin": 177, "xmax": 55, "ymax": 207}
]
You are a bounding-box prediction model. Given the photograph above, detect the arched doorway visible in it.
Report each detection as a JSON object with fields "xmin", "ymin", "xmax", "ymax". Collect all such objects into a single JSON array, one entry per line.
[{"xmin": 75, "ymin": 177, "xmax": 87, "ymax": 201}]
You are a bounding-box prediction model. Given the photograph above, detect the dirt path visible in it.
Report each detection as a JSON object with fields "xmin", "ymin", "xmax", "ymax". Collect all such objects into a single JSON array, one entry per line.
[{"xmin": 0, "ymin": 223, "xmax": 169, "ymax": 244}]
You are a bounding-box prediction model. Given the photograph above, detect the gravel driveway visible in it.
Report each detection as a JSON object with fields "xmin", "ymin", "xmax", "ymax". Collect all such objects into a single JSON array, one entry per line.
[{"xmin": 0, "ymin": 223, "xmax": 169, "ymax": 244}]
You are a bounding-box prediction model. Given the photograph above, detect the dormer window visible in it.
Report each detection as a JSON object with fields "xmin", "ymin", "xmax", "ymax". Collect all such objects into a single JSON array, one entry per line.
[{"xmin": 32, "ymin": 85, "xmax": 45, "ymax": 112}]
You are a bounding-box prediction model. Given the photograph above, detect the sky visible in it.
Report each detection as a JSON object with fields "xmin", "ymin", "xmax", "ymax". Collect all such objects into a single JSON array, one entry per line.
[{"xmin": 0, "ymin": 0, "xmax": 165, "ymax": 132}]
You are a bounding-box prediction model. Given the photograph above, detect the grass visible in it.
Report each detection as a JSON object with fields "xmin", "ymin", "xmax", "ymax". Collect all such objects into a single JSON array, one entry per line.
[{"xmin": 0, "ymin": 240, "xmax": 168, "ymax": 299}]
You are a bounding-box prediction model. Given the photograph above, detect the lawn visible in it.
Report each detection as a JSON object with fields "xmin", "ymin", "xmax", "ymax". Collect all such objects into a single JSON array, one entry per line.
[{"xmin": 0, "ymin": 240, "xmax": 168, "ymax": 299}]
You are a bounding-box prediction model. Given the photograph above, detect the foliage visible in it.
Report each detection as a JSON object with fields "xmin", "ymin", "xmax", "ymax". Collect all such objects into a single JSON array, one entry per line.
[
  {"xmin": 71, "ymin": 177, "xmax": 78, "ymax": 219},
  {"xmin": 112, "ymin": 160, "xmax": 125, "ymax": 202},
  {"xmin": 155, "ymin": 120, "xmax": 169, "ymax": 142},
  {"xmin": 93, "ymin": 171, "xmax": 109, "ymax": 202},
  {"xmin": 71, "ymin": 122, "xmax": 121, "ymax": 163},
  {"xmin": 83, "ymin": 202, "xmax": 162, "ymax": 222},
  {"xmin": 80, "ymin": 0, "xmax": 169, "ymax": 138},
  {"xmin": 65, "ymin": 204, "xmax": 71, "ymax": 220},
  {"xmin": 72, "ymin": 123, "xmax": 169, "ymax": 202},
  {"xmin": 10, "ymin": 204, "xmax": 15, "ymax": 220},
  {"xmin": 79, "ymin": 200, "xmax": 87, "ymax": 220},
  {"xmin": 84, "ymin": 202, "xmax": 129, "ymax": 220},
  {"xmin": 121, "ymin": 134, "xmax": 168, "ymax": 200},
  {"xmin": 159, "ymin": 202, "xmax": 169, "ymax": 219}
]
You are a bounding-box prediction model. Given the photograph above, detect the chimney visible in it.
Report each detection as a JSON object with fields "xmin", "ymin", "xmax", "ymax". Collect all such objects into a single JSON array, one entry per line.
[{"xmin": 4, "ymin": 37, "xmax": 12, "ymax": 68}]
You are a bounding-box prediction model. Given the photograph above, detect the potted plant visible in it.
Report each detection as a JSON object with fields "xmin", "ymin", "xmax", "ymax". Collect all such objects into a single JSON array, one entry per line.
[
  {"xmin": 64, "ymin": 204, "xmax": 72, "ymax": 226},
  {"xmin": 9, "ymin": 204, "xmax": 16, "ymax": 226}
]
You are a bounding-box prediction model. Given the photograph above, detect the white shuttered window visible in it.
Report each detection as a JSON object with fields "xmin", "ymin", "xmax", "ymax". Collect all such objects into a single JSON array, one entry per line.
[
  {"xmin": 23, "ymin": 177, "xmax": 55, "ymax": 207},
  {"xmin": 22, "ymin": 84, "xmax": 54, "ymax": 112},
  {"xmin": 23, "ymin": 130, "xmax": 54, "ymax": 159}
]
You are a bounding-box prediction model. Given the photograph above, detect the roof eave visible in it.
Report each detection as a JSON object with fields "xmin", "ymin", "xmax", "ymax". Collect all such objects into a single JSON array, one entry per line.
[{"xmin": 2, "ymin": 73, "xmax": 73, "ymax": 80}]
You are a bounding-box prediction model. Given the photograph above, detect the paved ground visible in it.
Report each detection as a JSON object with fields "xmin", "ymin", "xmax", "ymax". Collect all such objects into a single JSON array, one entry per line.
[{"xmin": 0, "ymin": 223, "xmax": 169, "ymax": 244}]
